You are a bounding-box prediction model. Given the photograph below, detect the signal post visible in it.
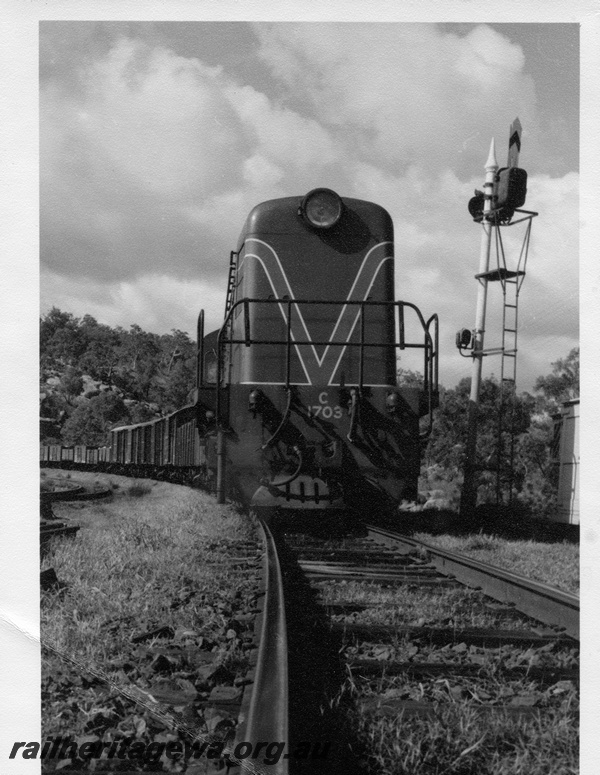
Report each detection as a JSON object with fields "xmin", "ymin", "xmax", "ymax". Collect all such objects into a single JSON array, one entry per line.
[
  {"xmin": 459, "ymin": 118, "xmax": 535, "ymax": 516},
  {"xmin": 459, "ymin": 139, "xmax": 498, "ymax": 516}
]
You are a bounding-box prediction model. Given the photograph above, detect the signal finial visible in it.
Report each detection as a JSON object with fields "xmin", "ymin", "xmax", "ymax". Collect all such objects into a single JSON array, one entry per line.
[{"xmin": 485, "ymin": 137, "xmax": 498, "ymax": 172}]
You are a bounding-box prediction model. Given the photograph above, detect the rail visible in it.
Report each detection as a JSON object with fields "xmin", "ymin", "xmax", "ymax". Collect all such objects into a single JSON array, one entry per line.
[
  {"xmin": 40, "ymin": 487, "xmax": 112, "ymax": 503},
  {"xmin": 366, "ymin": 525, "xmax": 579, "ymax": 640},
  {"xmin": 233, "ymin": 519, "xmax": 289, "ymax": 774}
]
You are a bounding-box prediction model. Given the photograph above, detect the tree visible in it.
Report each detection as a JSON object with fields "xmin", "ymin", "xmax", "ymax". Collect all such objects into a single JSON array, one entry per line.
[
  {"xmin": 40, "ymin": 308, "xmax": 86, "ymax": 370},
  {"xmin": 397, "ymin": 368, "xmax": 425, "ymax": 388},
  {"xmin": 159, "ymin": 358, "xmax": 197, "ymax": 411},
  {"xmin": 58, "ymin": 366, "xmax": 84, "ymax": 403},
  {"xmin": 150, "ymin": 329, "xmax": 197, "ymax": 411},
  {"xmin": 422, "ymin": 376, "xmax": 537, "ymax": 507},
  {"xmin": 61, "ymin": 393, "xmax": 130, "ymax": 446},
  {"xmin": 40, "ymin": 307, "xmax": 77, "ymax": 351},
  {"xmin": 128, "ymin": 403, "xmax": 159, "ymax": 424},
  {"xmin": 534, "ymin": 347, "xmax": 579, "ymax": 407},
  {"xmin": 117, "ymin": 324, "xmax": 160, "ymax": 372},
  {"xmin": 40, "ymin": 391, "xmax": 63, "ymax": 420},
  {"xmin": 79, "ymin": 317, "xmax": 121, "ymax": 381},
  {"xmin": 40, "ymin": 308, "xmax": 199, "ymax": 441},
  {"xmin": 513, "ymin": 412, "xmax": 559, "ymax": 518}
]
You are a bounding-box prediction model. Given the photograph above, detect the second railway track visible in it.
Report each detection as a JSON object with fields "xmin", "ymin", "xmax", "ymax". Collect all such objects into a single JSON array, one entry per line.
[{"xmin": 236, "ymin": 519, "xmax": 579, "ymax": 774}]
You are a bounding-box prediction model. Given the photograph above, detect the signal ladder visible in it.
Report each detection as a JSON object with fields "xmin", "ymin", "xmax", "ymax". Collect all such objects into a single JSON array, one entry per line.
[{"xmin": 476, "ymin": 211, "xmax": 536, "ymax": 504}]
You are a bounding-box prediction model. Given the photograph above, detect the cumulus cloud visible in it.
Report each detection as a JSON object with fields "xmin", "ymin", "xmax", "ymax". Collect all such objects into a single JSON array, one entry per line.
[
  {"xmin": 41, "ymin": 267, "xmax": 224, "ymax": 336},
  {"xmin": 254, "ymin": 24, "xmax": 537, "ymax": 175},
  {"xmin": 41, "ymin": 38, "xmax": 247, "ymax": 283}
]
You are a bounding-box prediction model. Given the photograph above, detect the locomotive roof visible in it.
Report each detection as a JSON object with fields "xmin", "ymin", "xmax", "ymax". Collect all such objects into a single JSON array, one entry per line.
[{"xmin": 236, "ymin": 194, "xmax": 393, "ymax": 248}]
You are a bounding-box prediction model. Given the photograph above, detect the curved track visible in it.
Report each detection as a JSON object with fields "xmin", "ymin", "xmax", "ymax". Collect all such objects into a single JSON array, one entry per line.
[
  {"xmin": 232, "ymin": 520, "xmax": 289, "ymax": 774},
  {"xmin": 40, "ymin": 481, "xmax": 113, "ymax": 551}
]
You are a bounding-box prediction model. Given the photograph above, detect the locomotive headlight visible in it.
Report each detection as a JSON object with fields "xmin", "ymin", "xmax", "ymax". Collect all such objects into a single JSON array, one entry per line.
[{"xmin": 300, "ymin": 188, "xmax": 343, "ymax": 229}]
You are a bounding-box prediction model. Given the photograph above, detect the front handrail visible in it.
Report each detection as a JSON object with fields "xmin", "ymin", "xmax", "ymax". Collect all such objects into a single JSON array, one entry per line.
[
  {"xmin": 215, "ymin": 298, "xmax": 439, "ymax": 427},
  {"xmin": 421, "ymin": 313, "xmax": 439, "ymax": 438}
]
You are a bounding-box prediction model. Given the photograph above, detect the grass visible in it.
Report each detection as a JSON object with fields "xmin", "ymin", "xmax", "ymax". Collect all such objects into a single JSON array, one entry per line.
[
  {"xmin": 414, "ymin": 533, "xmax": 579, "ymax": 594},
  {"xmin": 323, "ymin": 633, "xmax": 578, "ymax": 775},
  {"xmin": 125, "ymin": 481, "xmax": 153, "ymax": 497},
  {"xmin": 351, "ymin": 699, "xmax": 578, "ymax": 775},
  {"xmin": 41, "ymin": 473, "xmax": 259, "ymax": 769}
]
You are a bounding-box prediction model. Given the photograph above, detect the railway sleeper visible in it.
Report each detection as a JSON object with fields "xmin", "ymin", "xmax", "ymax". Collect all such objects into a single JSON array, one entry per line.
[
  {"xmin": 308, "ymin": 574, "xmax": 459, "ymax": 586},
  {"xmin": 334, "ymin": 622, "xmax": 576, "ymax": 648},
  {"xmin": 358, "ymin": 697, "xmax": 558, "ymax": 718},
  {"xmin": 347, "ymin": 658, "xmax": 579, "ymax": 684}
]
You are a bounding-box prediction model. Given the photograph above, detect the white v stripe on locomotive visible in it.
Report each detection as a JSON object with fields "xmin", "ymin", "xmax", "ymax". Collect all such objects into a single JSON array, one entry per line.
[{"xmin": 241, "ymin": 238, "xmax": 393, "ymax": 385}]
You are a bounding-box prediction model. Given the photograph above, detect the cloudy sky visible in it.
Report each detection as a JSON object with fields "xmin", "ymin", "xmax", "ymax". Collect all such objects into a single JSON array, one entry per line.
[{"xmin": 39, "ymin": 21, "xmax": 579, "ymax": 391}]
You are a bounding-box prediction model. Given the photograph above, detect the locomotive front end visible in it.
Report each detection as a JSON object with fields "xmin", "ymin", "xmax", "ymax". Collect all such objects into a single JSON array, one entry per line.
[{"xmin": 197, "ymin": 189, "xmax": 438, "ymax": 519}]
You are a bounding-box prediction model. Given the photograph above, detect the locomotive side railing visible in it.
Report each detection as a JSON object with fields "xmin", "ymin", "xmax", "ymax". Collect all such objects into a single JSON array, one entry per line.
[{"xmin": 214, "ymin": 298, "xmax": 439, "ymax": 429}]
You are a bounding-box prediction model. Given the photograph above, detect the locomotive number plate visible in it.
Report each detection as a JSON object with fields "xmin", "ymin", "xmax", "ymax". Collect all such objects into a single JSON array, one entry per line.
[{"xmin": 307, "ymin": 391, "xmax": 343, "ymax": 420}]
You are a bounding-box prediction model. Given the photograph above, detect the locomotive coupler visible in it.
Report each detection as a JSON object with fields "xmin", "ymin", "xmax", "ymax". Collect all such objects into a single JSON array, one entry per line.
[{"xmin": 260, "ymin": 444, "xmax": 303, "ymax": 491}]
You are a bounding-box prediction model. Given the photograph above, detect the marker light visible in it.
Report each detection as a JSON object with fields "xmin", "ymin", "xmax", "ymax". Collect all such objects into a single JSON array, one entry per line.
[
  {"xmin": 300, "ymin": 188, "xmax": 343, "ymax": 229},
  {"xmin": 386, "ymin": 391, "xmax": 401, "ymax": 415},
  {"xmin": 455, "ymin": 328, "xmax": 473, "ymax": 350}
]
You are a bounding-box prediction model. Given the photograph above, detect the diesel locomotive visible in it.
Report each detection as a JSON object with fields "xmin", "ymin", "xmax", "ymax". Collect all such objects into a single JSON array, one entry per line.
[
  {"xmin": 198, "ymin": 187, "xmax": 438, "ymax": 514},
  {"xmin": 42, "ymin": 189, "xmax": 439, "ymax": 518}
]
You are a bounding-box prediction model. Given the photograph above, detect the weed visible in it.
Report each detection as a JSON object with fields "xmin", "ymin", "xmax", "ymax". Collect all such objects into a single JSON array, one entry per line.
[
  {"xmin": 41, "ymin": 473, "xmax": 257, "ymax": 754},
  {"xmin": 126, "ymin": 481, "xmax": 152, "ymax": 498},
  {"xmin": 465, "ymin": 535, "xmax": 498, "ymax": 551},
  {"xmin": 339, "ymin": 675, "xmax": 578, "ymax": 774},
  {"xmin": 414, "ymin": 533, "xmax": 578, "ymax": 593}
]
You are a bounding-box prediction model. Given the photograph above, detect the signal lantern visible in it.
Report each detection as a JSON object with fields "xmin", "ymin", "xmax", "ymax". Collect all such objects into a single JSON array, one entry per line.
[
  {"xmin": 468, "ymin": 190, "xmax": 485, "ymax": 222},
  {"xmin": 456, "ymin": 328, "xmax": 473, "ymax": 350},
  {"xmin": 493, "ymin": 167, "xmax": 527, "ymax": 211}
]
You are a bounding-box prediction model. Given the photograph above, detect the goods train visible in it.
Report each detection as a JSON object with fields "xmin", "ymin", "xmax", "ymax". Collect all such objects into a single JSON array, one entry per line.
[{"xmin": 41, "ymin": 188, "xmax": 439, "ymax": 517}]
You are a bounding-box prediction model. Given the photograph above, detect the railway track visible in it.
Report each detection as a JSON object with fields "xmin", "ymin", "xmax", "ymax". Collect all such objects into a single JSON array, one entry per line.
[
  {"xmin": 39, "ymin": 473, "xmax": 578, "ymax": 771},
  {"xmin": 40, "ymin": 478, "xmax": 113, "ymax": 551},
  {"xmin": 235, "ymin": 519, "xmax": 579, "ymax": 774}
]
